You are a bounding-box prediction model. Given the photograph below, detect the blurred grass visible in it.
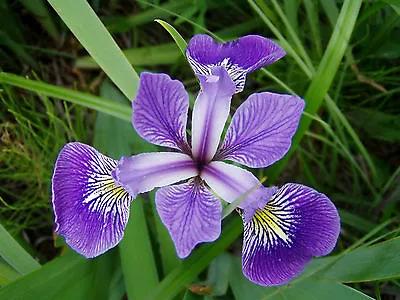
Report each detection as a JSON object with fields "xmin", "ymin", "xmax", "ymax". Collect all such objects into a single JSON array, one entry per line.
[
  {"xmin": 0, "ymin": 0, "xmax": 399, "ymax": 298},
  {"xmin": 0, "ymin": 85, "xmax": 89, "ymax": 237}
]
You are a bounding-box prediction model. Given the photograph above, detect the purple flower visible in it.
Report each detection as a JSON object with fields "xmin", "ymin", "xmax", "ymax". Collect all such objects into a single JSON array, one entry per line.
[{"xmin": 51, "ymin": 34, "xmax": 340, "ymax": 286}]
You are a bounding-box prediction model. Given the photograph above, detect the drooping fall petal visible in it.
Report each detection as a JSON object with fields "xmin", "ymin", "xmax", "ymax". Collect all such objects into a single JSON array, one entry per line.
[
  {"xmin": 242, "ymin": 183, "xmax": 340, "ymax": 286},
  {"xmin": 52, "ymin": 142, "xmax": 133, "ymax": 258},
  {"xmin": 156, "ymin": 179, "xmax": 222, "ymax": 258}
]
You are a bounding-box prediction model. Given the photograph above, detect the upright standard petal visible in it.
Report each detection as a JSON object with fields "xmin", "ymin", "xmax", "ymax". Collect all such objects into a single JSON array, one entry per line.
[
  {"xmin": 132, "ymin": 72, "xmax": 190, "ymax": 153},
  {"xmin": 156, "ymin": 179, "xmax": 222, "ymax": 258},
  {"xmin": 201, "ymin": 161, "xmax": 275, "ymax": 219},
  {"xmin": 114, "ymin": 152, "xmax": 198, "ymax": 198},
  {"xmin": 216, "ymin": 92, "xmax": 305, "ymax": 168},
  {"xmin": 191, "ymin": 66, "xmax": 235, "ymax": 163},
  {"xmin": 242, "ymin": 183, "xmax": 340, "ymax": 286},
  {"xmin": 52, "ymin": 142, "xmax": 134, "ymax": 258},
  {"xmin": 186, "ymin": 34, "xmax": 285, "ymax": 92}
]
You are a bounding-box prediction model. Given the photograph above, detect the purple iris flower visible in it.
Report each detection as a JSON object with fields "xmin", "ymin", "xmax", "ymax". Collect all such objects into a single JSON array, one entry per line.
[{"xmin": 52, "ymin": 34, "xmax": 340, "ymax": 286}]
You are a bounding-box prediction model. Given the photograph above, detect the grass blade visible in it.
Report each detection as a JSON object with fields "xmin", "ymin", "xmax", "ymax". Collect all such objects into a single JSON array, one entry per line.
[
  {"xmin": 207, "ymin": 252, "xmax": 231, "ymax": 296},
  {"xmin": 47, "ymin": 0, "xmax": 139, "ymax": 100},
  {"xmin": 0, "ymin": 30, "xmax": 37, "ymax": 69},
  {"xmin": 315, "ymin": 237, "xmax": 400, "ymax": 282},
  {"xmin": 251, "ymin": 0, "xmax": 376, "ymax": 182},
  {"xmin": 0, "ymin": 223, "xmax": 40, "ymax": 275},
  {"xmin": 265, "ymin": 0, "xmax": 363, "ymax": 181},
  {"xmin": 250, "ymin": 0, "xmax": 312, "ymax": 78},
  {"xmin": 104, "ymin": 0, "xmax": 191, "ymax": 34},
  {"xmin": 229, "ymin": 256, "xmax": 374, "ymax": 300},
  {"xmin": 0, "ymin": 72, "xmax": 131, "ymax": 122},
  {"xmin": 0, "ymin": 252, "xmax": 91, "ymax": 299},
  {"xmin": 147, "ymin": 217, "xmax": 243, "ymax": 300},
  {"xmin": 120, "ymin": 198, "xmax": 159, "ymax": 299},
  {"xmin": 303, "ymin": 0, "xmax": 322, "ymax": 57},
  {"xmin": 0, "ymin": 258, "xmax": 21, "ymax": 285},
  {"xmin": 86, "ymin": 250, "xmax": 121, "ymax": 300},
  {"xmin": 155, "ymin": 19, "xmax": 188, "ymax": 56},
  {"xmin": 271, "ymin": 0, "xmax": 314, "ymax": 71},
  {"xmin": 19, "ymin": 0, "xmax": 59, "ymax": 40},
  {"xmin": 0, "ymin": 1, "xmax": 25, "ymax": 43},
  {"xmin": 76, "ymin": 43, "xmax": 182, "ymax": 69}
]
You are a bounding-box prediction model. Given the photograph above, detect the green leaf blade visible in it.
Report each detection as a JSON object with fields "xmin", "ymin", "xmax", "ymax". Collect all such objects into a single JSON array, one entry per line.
[
  {"xmin": 47, "ymin": 0, "xmax": 139, "ymax": 100},
  {"xmin": 0, "ymin": 223, "xmax": 41, "ymax": 275},
  {"xmin": 0, "ymin": 253, "xmax": 91, "ymax": 299},
  {"xmin": 265, "ymin": 0, "xmax": 363, "ymax": 181},
  {"xmin": 155, "ymin": 19, "xmax": 188, "ymax": 57},
  {"xmin": 0, "ymin": 73, "xmax": 132, "ymax": 122},
  {"xmin": 315, "ymin": 238, "xmax": 400, "ymax": 283}
]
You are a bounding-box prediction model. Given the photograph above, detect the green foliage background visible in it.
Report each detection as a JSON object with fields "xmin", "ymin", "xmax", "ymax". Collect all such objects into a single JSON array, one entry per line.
[{"xmin": 0, "ymin": 0, "xmax": 399, "ymax": 299}]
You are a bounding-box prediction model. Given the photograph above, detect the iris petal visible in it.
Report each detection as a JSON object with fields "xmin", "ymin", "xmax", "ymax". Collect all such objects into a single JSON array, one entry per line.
[
  {"xmin": 132, "ymin": 72, "xmax": 190, "ymax": 153},
  {"xmin": 114, "ymin": 152, "xmax": 198, "ymax": 198},
  {"xmin": 52, "ymin": 142, "xmax": 133, "ymax": 258},
  {"xmin": 191, "ymin": 66, "xmax": 235, "ymax": 163},
  {"xmin": 186, "ymin": 34, "xmax": 285, "ymax": 92},
  {"xmin": 156, "ymin": 179, "xmax": 222, "ymax": 258},
  {"xmin": 201, "ymin": 161, "xmax": 276, "ymax": 218},
  {"xmin": 217, "ymin": 92, "xmax": 304, "ymax": 168},
  {"xmin": 242, "ymin": 183, "xmax": 340, "ymax": 286}
]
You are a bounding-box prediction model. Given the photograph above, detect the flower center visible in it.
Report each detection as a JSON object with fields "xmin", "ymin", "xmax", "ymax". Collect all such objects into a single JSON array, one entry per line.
[{"xmin": 196, "ymin": 160, "xmax": 206, "ymax": 173}]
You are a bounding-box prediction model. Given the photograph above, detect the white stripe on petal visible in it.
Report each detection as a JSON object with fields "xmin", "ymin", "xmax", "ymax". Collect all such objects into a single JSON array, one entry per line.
[{"xmin": 52, "ymin": 142, "xmax": 133, "ymax": 258}]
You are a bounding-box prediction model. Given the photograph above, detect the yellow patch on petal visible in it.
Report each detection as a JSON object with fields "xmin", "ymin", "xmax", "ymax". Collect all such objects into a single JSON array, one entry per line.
[
  {"xmin": 83, "ymin": 176, "xmax": 132, "ymax": 217},
  {"xmin": 253, "ymin": 208, "xmax": 290, "ymax": 243}
]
